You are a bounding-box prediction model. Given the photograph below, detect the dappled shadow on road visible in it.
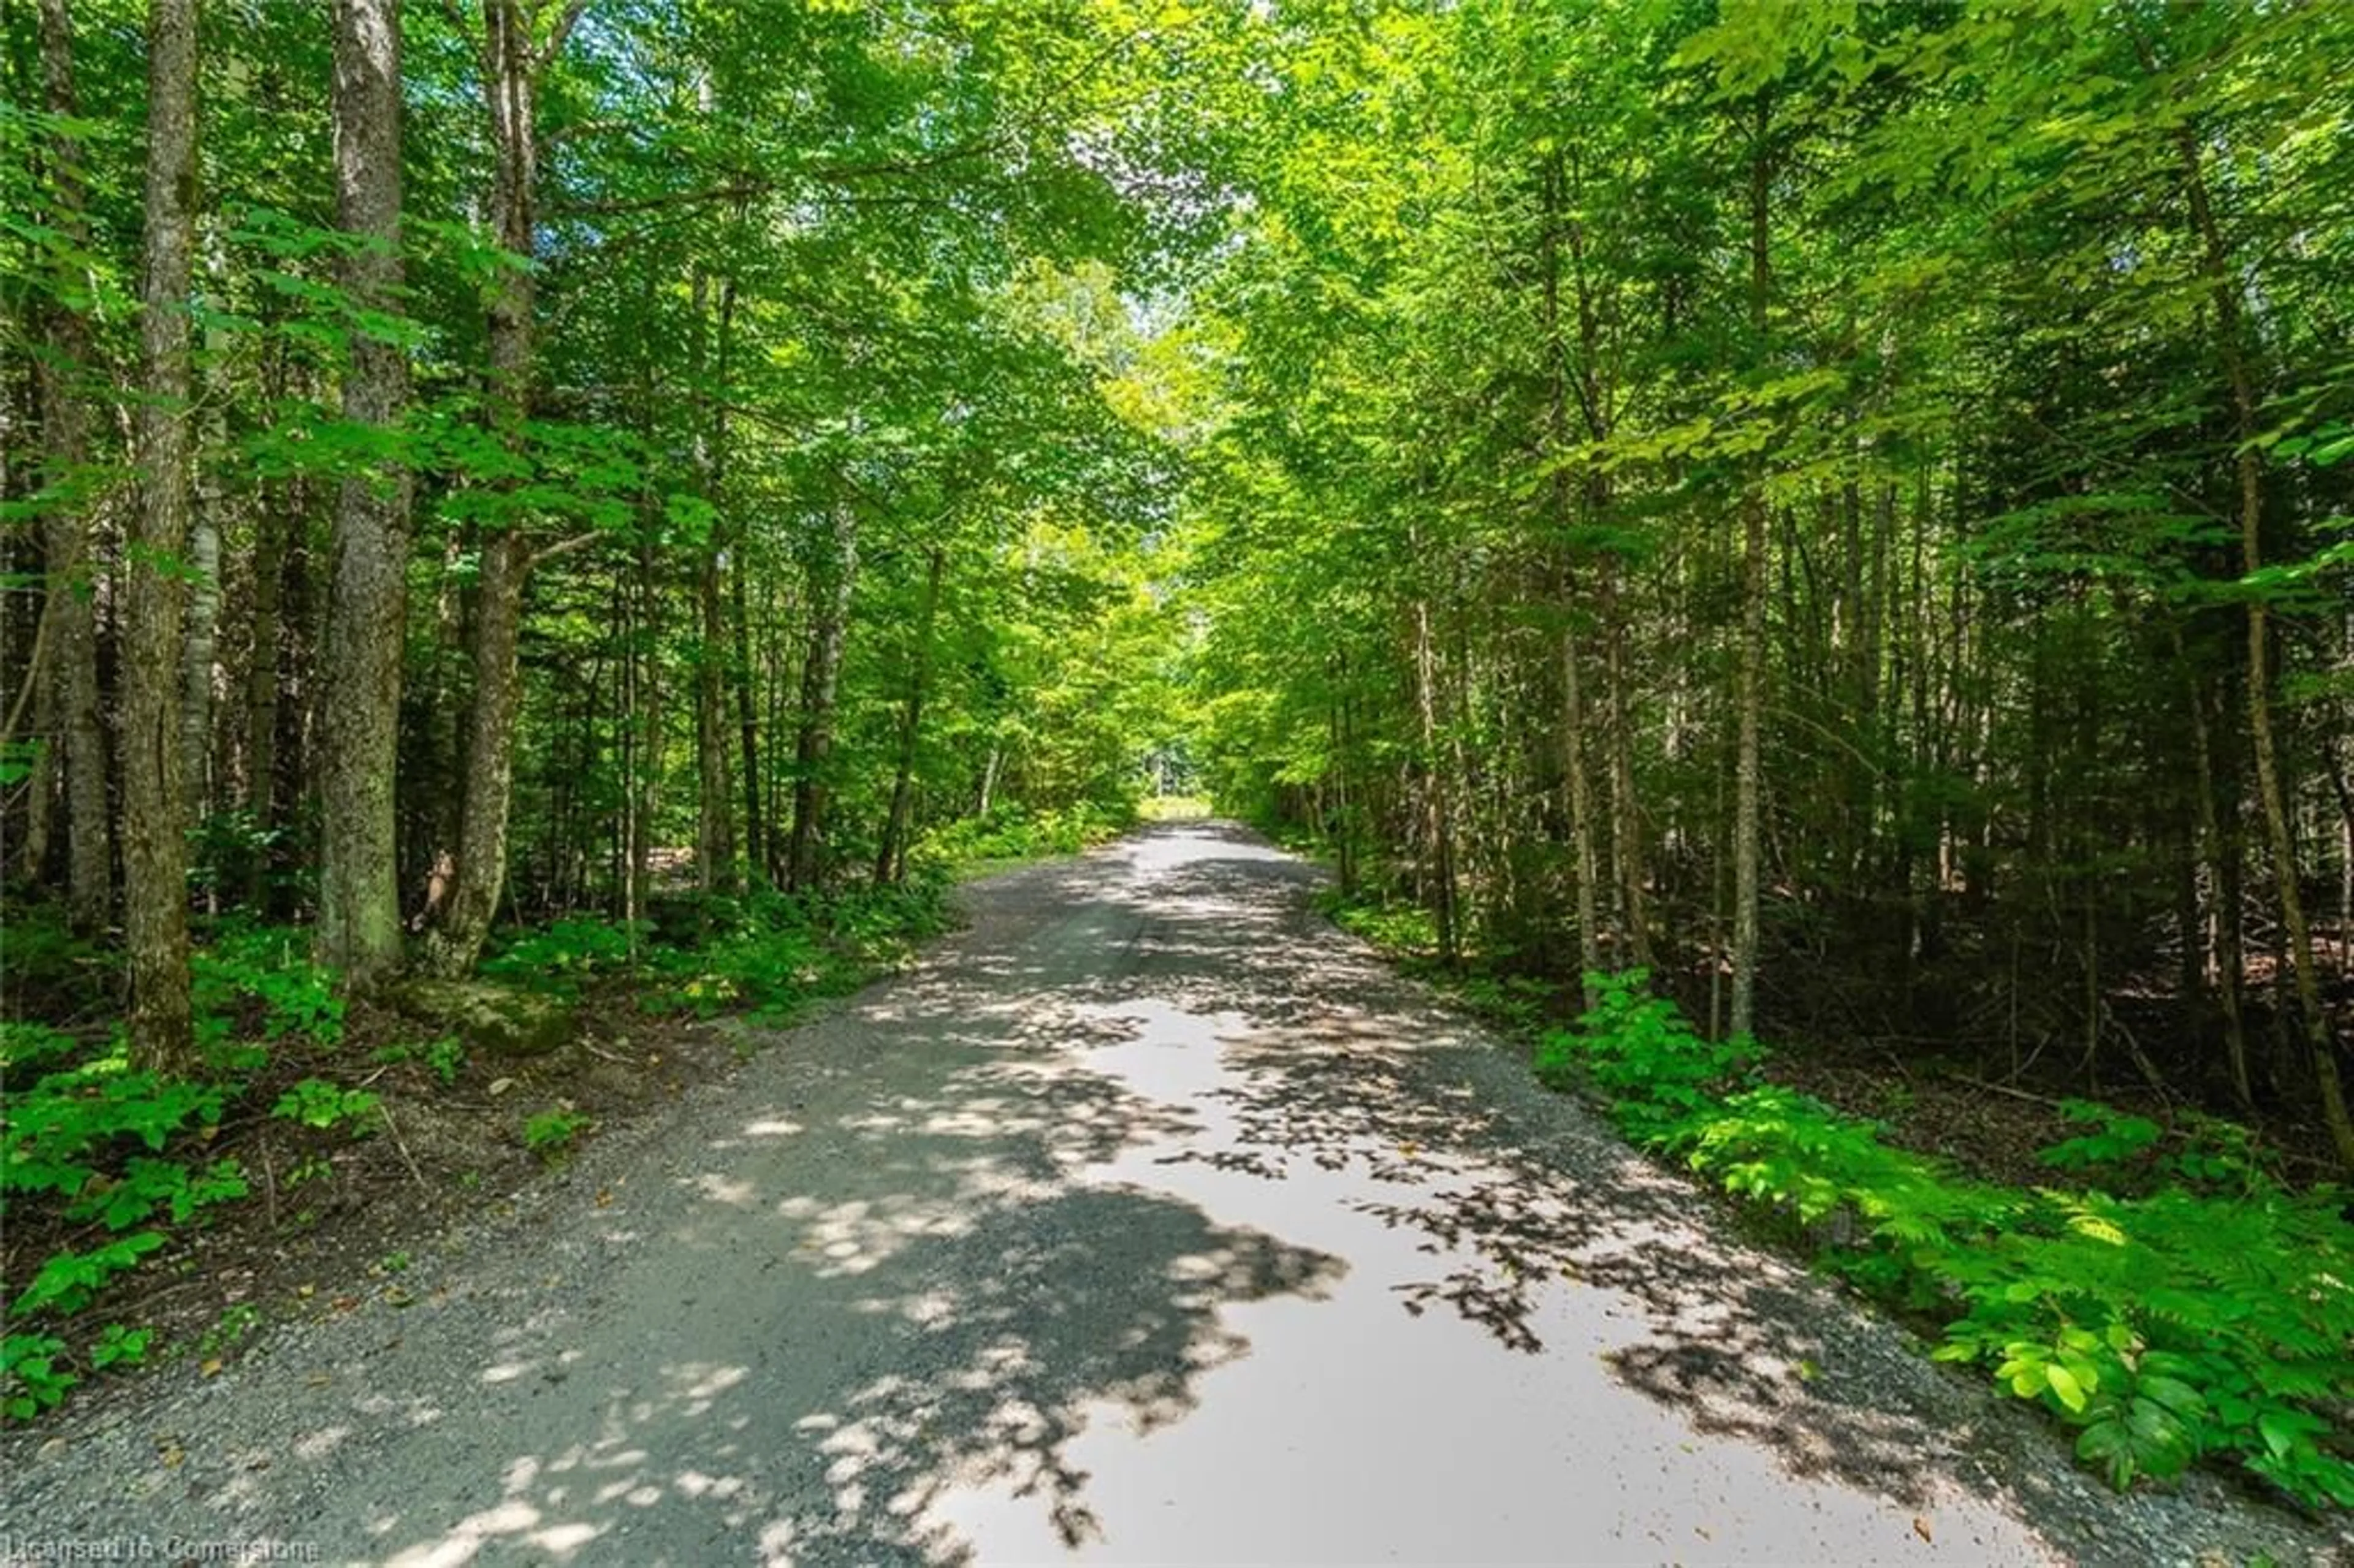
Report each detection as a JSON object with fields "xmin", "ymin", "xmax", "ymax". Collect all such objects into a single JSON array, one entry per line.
[
  {"xmin": 324, "ymin": 851, "xmax": 1347, "ymax": 1566},
  {"xmin": 205, "ymin": 824, "xmax": 2090, "ymax": 1563},
  {"xmin": 785, "ymin": 1191, "xmax": 1338, "ymax": 1558},
  {"xmin": 1063, "ymin": 826, "xmax": 2052, "ymax": 1524},
  {"xmin": 340, "ymin": 1186, "xmax": 1341, "ymax": 1566}
]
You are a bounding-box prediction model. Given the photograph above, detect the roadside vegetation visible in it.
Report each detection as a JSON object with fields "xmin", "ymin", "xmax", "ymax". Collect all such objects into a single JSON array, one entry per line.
[
  {"xmin": 2, "ymin": 878, "xmax": 959, "ymax": 1422},
  {"xmin": 1180, "ymin": 0, "xmax": 2354, "ymax": 1520},
  {"xmin": 1550, "ymin": 973, "xmax": 2354, "ymax": 1512},
  {"xmin": 920, "ymin": 801, "xmax": 1143, "ymax": 879},
  {"xmin": 1322, "ymin": 889, "xmax": 2354, "ymax": 1514}
]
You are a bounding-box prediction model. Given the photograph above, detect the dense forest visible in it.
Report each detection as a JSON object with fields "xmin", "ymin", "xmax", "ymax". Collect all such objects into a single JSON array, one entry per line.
[
  {"xmin": 4, "ymin": 0, "xmax": 1195, "ymax": 1041},
  {"xmin": 3, "ymin": 0, "xmax": 2353, "ymax": 1502},
  {"xmin": 1179, "ymin": 1, "xmax": 2354, "ymax": 1154}
]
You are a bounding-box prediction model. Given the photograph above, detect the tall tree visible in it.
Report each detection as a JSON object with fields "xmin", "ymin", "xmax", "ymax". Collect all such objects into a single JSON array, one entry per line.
[
  {"xmin": 314, "ymin": 0, "xmax": 413, "ymax": 990},
  {"xmin": 875, "ymin": 544, "xmax": 945, "ymax": 885},
  {"xmin": 32, "ymin": 0, "xmax": 111, "ymax": 935},
  {"xmin": 2144, "ymin": 33, "xmax": 2354, "ymax": 1164},
  {"xmin": 419, "ymin": 0, "xmax": 577, "ymax": 976},
  {"xmin": 692, "ymin": 267, "xmax": 737, "ymax": 898},
  {"xmin": 121, "ymin": 0, "xmax": 200, "ymax": 1073},
  {"xmin": 784, "ymin": 497, "xmax": 858, "ymax": 892},
  {"xmin": 1729, "ymin": 91, "xmax": 1772, "ymax": 1040}
]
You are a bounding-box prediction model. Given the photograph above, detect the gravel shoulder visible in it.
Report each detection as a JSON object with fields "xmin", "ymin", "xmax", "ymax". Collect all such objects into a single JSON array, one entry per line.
[{"xmin": 4, "ymin": 822, "xmax": 2344, "ymax": 1566}]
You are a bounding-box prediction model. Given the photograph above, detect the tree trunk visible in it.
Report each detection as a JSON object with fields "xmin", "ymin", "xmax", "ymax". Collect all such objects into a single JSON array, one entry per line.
[
  {"xmin": 1559, "ymin": 619, "xmax": 1602, "ymax": 999},
  {"xmin": 1729, "ymin": 94, "xmax": 1772, "ymax": 1040},
  {"xmin": 1331, "ymin": 683, "xmax": 1358, "ymax": 895},
  {"xmin": 36, "ymin": 0, "xmax": 111, "ymax": 935},
  {"xmin": 733, "ymin": 536, "xmax": 764, "ymax": 880},
  {"xmin": 1411, "ymin": 580, "xmax": 1458, "ymax": 965},
  {"xmin": 693, "ymin": 270, "xmax": 736, "ymax": 896},
  {"xmin": 422, "ymin": 530, "xmax": 524, "ymax": 973},
  {"xmin": 2164, "ymin": 102, "xmax": 2354, "ymax": 1163},
  {"xmin": 1538, "ymin": 156, "xmax": 1602, "ymax": 1001},
  {"xmin": 413, "ymin": 524, "xmax": 468, "ymax": 919},
  {"xmin": 874, "ymin": 546, "xmax": 944, "ymax": 885},
  {"xmin": 181, "ymin": 246, "xmax": 226, "ymax": 836},
  {"xmin": 1560, "ymin": 159, "xmax": 1652, "ymax": 975},
  {"xmin": 18, "ymin": 526, "xmax": 59, "ymax": 885},
  {"xmin": 1601, "ymin": 557, "xmax": 1651, "ymax": 968},
  {"xmin": 422, "ymin": 0, "xmax": 574, "ymax": 975},
  {"xmin": 180, "ymin": 494, "xmax": 218, "ymax": 835},
  {"xmin": 695, "ymin": 547, "xmax": 734, "ymax": 896},
  {"xmin": 785, "ymin": 500, "xmax": 858, "ymax": 893},
  {"xmin": 2178, "ymin": 643, "xmax": 2252, "ymax": 1106},
  {"xmin": 629, "ymin": 535, "xmax": 661, "ymax": 934},
  {"xmin": 279, "ymin": 463, "xmax": 322, "ymax": 916},
  {"xmin": 314, "ymin": 0, "xmax": 412, "ymax": 991},
  {"xmin": 122, "ymin": 0, "xmax": 199, "ymax": 1074},
  {"xmin": 242, "ymin": 470, "xmax": 285, "ymax": 905}
]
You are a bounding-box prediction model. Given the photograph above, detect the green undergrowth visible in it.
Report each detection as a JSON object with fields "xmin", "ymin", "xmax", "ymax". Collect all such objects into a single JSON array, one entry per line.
[
  {"xmin": 476, "ymin": 876, "xmax": 955, "ymax": 1023},
  {"xmin": 1313, "ymin": 883, "xmax": 2354, "ymax": 1511},
  {"xmin": 2, "ymin": 875, "xmax": 955, "ymax": 1424},
  {"xmin": 1542, "ymin": 971, "xmax": 2354, "ymax": 1511},
  {"xmin": 2, "ymin": 914, "xmax": 353, "ymax": 1421},
  {"xmin": 915, "ymin": 799, "xmax": 1137, "ymax": 872},
  {"xmin": 1137, "ymin": 794, "xmax": 1213, "ymax": 821},
  {"xmin": 1319, "ymin": 891, "xmax": 1444, "ymax": 959}
]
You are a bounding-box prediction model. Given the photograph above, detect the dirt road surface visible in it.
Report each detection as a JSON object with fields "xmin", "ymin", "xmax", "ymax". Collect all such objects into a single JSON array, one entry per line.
[{"xmin": 5, "ymin": 824, "xmax": 2341, "ymax": 1566}]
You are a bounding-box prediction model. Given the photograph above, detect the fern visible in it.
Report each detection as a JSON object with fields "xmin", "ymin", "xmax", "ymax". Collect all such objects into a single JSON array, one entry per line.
[{"xmin": 1544, "ymin": 972, "xmax": 2354, "ymax": 1509}]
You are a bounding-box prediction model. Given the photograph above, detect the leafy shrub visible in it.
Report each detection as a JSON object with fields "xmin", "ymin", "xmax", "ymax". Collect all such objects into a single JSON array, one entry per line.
[
  {"xmin": 89, "ymin": 1323, "xmax": 153, "ymax": 1371},
  {"xmin": 1, "ymin": 1034, "xmax": 255, "ymax": 1414},
  {"xmin": 197, "ymin": 1303, "xmax": 261, "ymax": 1360},
  {"xmin": 522, "ymin": 1108, "xmax": 592, "ymax": 1162},
  {"xmin": 189, "ymin": 807, "xmax": 285, "ymax": 900},
  {"xmin": 920, "ymin": 800, "xmax": 1133, "ymax": 866},
  {"xmin": 648, "ymin": 916, "xmax": 831, "ymax": 1020},
  {"xmin": 1452, "ymin": 973, "xmax": 1552, "ymax": 1030},
  {"xmin": 373, "ymin": 1035, "xmax": 467, "ymax": 1086},
  {"xmin": 1930, "ymin": 1183, "xmax": 2354, "ymax": 1504},
  {"xmin": 2038, "ymin": 1099, "xmax": 2164, "ymax": 1176},
  {"xmin": 0, "ymin": 905, "xmax": 105, "ymax": 1005},
  {"xmin": 2036, "ymin": 1102, "xmax": 2281, "ymax": 1198},
  {"xmin": 192, "ymin": 919, "xmax": 344, "ymax": 1051},
  {"xmin": 1547, "ymin": 971, "xmax": 2354, "ymax": 1509},
  {"xmin": 1540, "ymin": 969, "xmax": 1757, "ymax": 1143},
  {"xmin": 644, "ymin": 880, "xmax": 947, "ymax": 1022},
  {"xmin": 482, "ymin": 917, "xmax": 643, "ymax": 996},
  {"xmin": 269, "ymin": 1079, "xmax": 381, "ymax": 1134},
  {"xmin": 2160, "ymin": 1113, "xmax": 2280, "ymax": 1195},
  {"xmin": 1321, "ymin": 892, "xmax": 1442, "ymax": 957},
  {"xmin": 11, "ymin": 1232, "xmax": 168, "ymax": 1317},
  {"xmin": 4, "ymin": 1056, "xmax": 230, "ymax": 1201},
  {"xmin": 61, "ymin": 1156, "xmax": 247, "ymax": 1231},
  {"xmin": 1, "ymin": 1021, "xmax": 84, "ymax": 1071},
  {"xmin": 826, "ymin": 875, "xmax": 952, "ymax": 953},
  {"xmin": 2, "ymin": 1334, "xmax": 75, "ymax": 1421}
]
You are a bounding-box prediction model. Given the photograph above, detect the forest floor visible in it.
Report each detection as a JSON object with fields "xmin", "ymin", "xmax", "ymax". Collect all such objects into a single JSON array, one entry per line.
[
  {"xmin": 2, "ymin": 976, "xmax": 788, "ymax": 1442},
  {"xmin": 4, "ymin": 824, "xmax": 2345, "ymax": 1566}
]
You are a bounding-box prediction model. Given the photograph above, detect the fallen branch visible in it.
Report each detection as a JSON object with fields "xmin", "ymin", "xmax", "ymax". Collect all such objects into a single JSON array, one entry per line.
[{"xmin": 378, "ymin": 1106, "xmax": 429, "ymax": 1190}]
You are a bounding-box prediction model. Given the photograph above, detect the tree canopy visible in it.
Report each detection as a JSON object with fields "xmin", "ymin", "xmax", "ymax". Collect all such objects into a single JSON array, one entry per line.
[{"xmin": 5, "ymin": 0, "xmax": 2350, "ymax": 1146}]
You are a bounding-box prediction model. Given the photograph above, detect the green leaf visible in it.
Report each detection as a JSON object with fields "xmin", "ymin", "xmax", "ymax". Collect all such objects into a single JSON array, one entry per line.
[{"xmin": 2257, "ymin": 1407, "xmax": 2325, "ymax": 1461}]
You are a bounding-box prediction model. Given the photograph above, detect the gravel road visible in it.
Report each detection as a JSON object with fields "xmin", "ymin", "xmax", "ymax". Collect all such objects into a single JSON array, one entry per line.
[{"xmin": 5, "ymin": 823, "xmax": 2344, "ymax": 1566}]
